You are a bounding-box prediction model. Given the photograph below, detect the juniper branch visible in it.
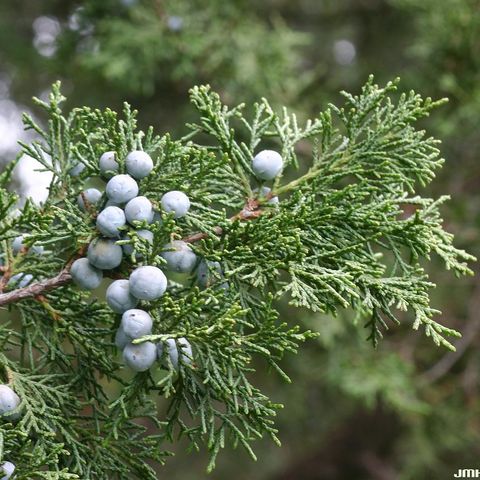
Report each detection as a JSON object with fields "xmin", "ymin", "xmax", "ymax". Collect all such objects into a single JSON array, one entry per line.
[
  {"xmin": 0, "ymin": 193, "xmax": 276, "ymax": 306},
  {"xmin": 0, "ymin": 77, "xmax": 474, "ymax": 478}
]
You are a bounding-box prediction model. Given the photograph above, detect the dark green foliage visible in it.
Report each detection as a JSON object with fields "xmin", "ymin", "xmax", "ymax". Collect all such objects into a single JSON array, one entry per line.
[{"xmin": 70, "ymin": 0, "xmax": 310, "ymax": 103}]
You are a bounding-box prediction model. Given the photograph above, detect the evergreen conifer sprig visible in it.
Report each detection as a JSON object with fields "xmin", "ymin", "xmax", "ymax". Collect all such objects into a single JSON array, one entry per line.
[{"xmin": 0, "ymin": 77, "xmax": 473, "ymax": 477}]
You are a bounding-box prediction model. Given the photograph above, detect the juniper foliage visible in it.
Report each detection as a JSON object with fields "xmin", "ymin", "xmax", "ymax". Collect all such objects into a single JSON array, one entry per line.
[
  {"xmin": 0, "ymin": 77, "xmax": 473, "ymax": 478},
  {"xmin": 74, "ymin": 0, "xmax": 310, "ymax": 101}
]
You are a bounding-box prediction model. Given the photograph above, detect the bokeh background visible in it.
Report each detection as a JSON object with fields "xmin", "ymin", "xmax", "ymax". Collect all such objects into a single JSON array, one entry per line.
[{"xmin": 0, "ymin": 0, "xmax": 479, "ymax": 478}]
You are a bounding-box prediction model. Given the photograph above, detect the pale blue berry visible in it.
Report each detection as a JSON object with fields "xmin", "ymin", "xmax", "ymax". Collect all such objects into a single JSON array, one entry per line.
[
  {"xmin": 106, "ymin": 174, "xmax": 138, "ymax": 204},
  {"xmin": 99, "ymin": 151, "xmax": 119, "ymax": 179},
  {"xmin": 11, "ymin": 236, "xmax": 23, "ymax": 254},
  {"xmin": 167, "ymin": 15, "xmax": 183, "ymax": 32},
  {"xmin": 158, "ymin": 337, "xmax": 192, "ymax": 369},
  {"xmin": 0, "ymin": 385, "xmax": 21, "ymax": 420},
  {"xmin": 197, "ymin": 260, "xmax": 223, "ymax": 289},
  {"xmin": 123, "ymin": 341, "xmax": 157, "ymax": 372},
  {"xmin": 125, "ymin": 151, "xmax": 153, "ymax": 179},
  {"xmin": 124, "ymin": 196, "xmax": 154, "ymax": 225},
  {"xmin": 0, "ymin": 461, "xmax": 15, "ymax": 479},
  {"xmin": 160, "ymin": 190, "xmax": 190, "ymax": 218},
  {"xmin": 69, "ymin": 161, "xmax": 85, "ymax": 176},
  {"xmin": 106, "ymin": 279, "xmax": 138, "ymax": 313},
  {"xmin": 12, "ymin": 235, "xmax": 44, "ymax": 255},
  {"xmin": 161, "ymin": 240, "xmax": 197, "ymax": 273},
  {"xmin": 71, "ymin": 258, "xmax": 103, "ymax": 290},
  {"xmin": 122, "ymin": 229, "xmax": 154, "ymax": 257},
  {"xmin": 121, "ymin": 309, "xmax": 153, "ymax": 338},
  {"xmin": 96, "ymin": 206, "xmax": 126, "ymax": 238},
  {"xmin": 7, "ymin": 273, "xmax": 33, "ymax": 288},
  {"xmin": 77, "ymin": 188, "xmax": 102, "ymax": 211},
  {"xmin": 252, "ymin": 149, "xmax": 283, "ymax": 180},
  {"xmin": 115, "ymin": 325, "xmax": 133, "ymax": 349},
  {"xmin": 129, "ymin": 266, "xmax": 167, "ymax": 300},
  {"xmin": 253, "ymin": 186, "xmax": 279, "ymax": 205},
  {"xmin": 87, "ymin": 238, "xmax": 123, "ymax": 270}
]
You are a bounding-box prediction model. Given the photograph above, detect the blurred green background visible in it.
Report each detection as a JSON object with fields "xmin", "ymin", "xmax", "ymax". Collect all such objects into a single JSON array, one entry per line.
[{"xmin": 0, "ymin": 0, "xmax": 479, "ymax": 478}]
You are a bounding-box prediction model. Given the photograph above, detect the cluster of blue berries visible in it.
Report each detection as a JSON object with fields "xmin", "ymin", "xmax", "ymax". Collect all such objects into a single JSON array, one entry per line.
[
  {"xmin": 0, "ymin": 384, "xmax": 21, "ymax": 478},
  {"xmin": 70, "ymin": 150, "xmax": 200, "ymax": 372},
  {"xmin": 69, "ymin": 148, "xmax": 283, "ymax": 372},
  {"xmin": 1, "ymin": 148, "xmax": 283, "ymax": 471},
  {"xmin": 71, "ymin": 150, "xmax": 193, "ymax": 284},
  {"xmin": 114, "ymin": 307, "xmax": 193, "ymax": 372}
]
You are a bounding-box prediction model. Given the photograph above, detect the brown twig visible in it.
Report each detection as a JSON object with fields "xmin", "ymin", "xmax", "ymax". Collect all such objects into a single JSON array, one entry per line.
[
  {"xmin": 0, "ymin": 268, "xmax": 72, "ymax": 307},
  {"xmin": 184, "ymin": 197, "xmax": 263, "ymax": 243},
  {"xmin": 183, "ymin": 226, "xmax": 223, "ymax": 244}
]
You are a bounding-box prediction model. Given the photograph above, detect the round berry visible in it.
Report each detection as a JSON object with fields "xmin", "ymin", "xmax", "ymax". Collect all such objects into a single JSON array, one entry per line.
[
  {"xmin": 99, "ymin": 151, "xmax": 119, "ymax": 179},
  {"xmin": 0, "ymin": 461, "xmax": 15, "ymax": 479},
  {"xmin": 158, "ymin": 337, "xmax": 192, "ymax": 369},
  {"xmin": 7, "ymin": 273, "xmax": 33, "ymax": 288},
  {"xmin": 167, "ymin": 15, "xmax": 183, "ymax": 32},
  {"xmin": 71, "ymin": 258, "xmax": 103, "ymax": 290},
  {"xmin": 252, "ymin": 149, "xmax": 283, "ymax": 180},
  {"xmin": 124, "ymin": 196, "xmax": 154, "ymax": 225},
  {"xmin": 68, "ymin": 162, "xmax": 85, "ymax": 176},
  {"xmin": 11, "ymin": 236, "xmax": 23, "ymax": 254},
  {"xmin": 0, "ymin": 385, "xmax": 21, "ymax": 419},
  {"xmin": 106, "ymin": 174, "xmax": 139, "ymax": 204},
  {"xmin": 106, "ymin": 279, "xmax": 138, "ymax": 313},
  {"xmin": 12, "ymin": 235, "xmax": 44, "ymax": 255},
  {"xmin": 87, "ymin": 238, "xmax": 123, "ymax": 270},
  {"xmin": 96, "ymin": 206, "xmax": 126, "ymax": 238},
  {"xmin": 161, "ymin": 240, "xmax": 197, "ymax": 273},
  {"xmin": 115, "ymin": 325, "xmax": 133, "ymax": 350},
  {"xmin": 197, "ymin": 260, "xmax": 223, "ymax": 289},
  {"xmin": 129, "ymin": 266, "xmax": 167, "ymax": 300},
  {"xmin": 253, "ymin": 186, "xmax": 279, "ymax": 205},
  {"xmin": 160, "ymin": 191, "xmax": 190, "ymax": 219},
  {"xmin": 125, "ymin": 151, "xmax": 153, "ymax": 179},
  {"xmin": 121, "ymin": 309, "xmax": 153, "ymax": 338},
  {"xmin": 123, "ymin": 341, "xmax": 157, "ymax": 372},
  {"xmin": 77, "ymin": 188, "xmax": 102, "ymax": 211},
  {"xmin": 122, "ymin": 229, "xmax": 154, "ymax": 257}
]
